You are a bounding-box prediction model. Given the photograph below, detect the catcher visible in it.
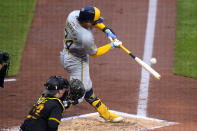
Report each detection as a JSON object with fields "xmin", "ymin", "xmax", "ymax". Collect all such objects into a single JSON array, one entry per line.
[
  {"xmin": 60, "ymin": 6, "xmax": 123, "ymax": 122},
  {"xmin": 20, "ymin": 76, "xmax": 85, "ymax": 131},
  {"xmin": 0, "ymin": 51, "xmax": 10, "ymax": 88}
]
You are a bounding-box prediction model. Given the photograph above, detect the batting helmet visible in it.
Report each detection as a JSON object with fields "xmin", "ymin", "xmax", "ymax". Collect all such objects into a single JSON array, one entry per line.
[
  {"xmin": 43, "ymin": 76, "xmax": 70, "ymax": 95},
  {"xmin": 69, "ymin": 79, "xmax": 85, "ymax": 101},
  {"xmin": 78, "ymin": 6, "xmax": 103, "ymax": 24}
]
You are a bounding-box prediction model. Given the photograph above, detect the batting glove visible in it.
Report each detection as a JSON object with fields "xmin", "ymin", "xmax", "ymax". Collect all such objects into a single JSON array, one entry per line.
[
  {"xmin": 110, "ymin": 39, "xmax": 122, "ymax": 48},
  {"xmin": 105, "ymin": 29, "xmax": 117, "ymax": 40}
]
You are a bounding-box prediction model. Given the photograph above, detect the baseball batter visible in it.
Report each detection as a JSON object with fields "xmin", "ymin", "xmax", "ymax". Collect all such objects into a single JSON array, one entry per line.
[{"xmin": 60, "ymin": 6, "xmax": 123, "ymax": 122}]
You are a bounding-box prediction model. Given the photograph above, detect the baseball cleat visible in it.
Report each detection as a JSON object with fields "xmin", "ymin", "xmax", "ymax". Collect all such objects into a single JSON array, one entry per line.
[
  {"xmin": 98, "ymin": 115, "xmax": 109, "ymax": 122},
  {"xmin": 109, "ymin": 112, "xmax": 124, "ymax": 122},
  {"xmin": 98, "ymin": 112, "xmax": 124, "ymax": 123}
]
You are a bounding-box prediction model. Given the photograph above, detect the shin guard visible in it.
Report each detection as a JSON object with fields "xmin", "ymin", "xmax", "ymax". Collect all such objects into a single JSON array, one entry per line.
[{"xmin": 92, "ymin": 99, "xmax": 110, "ymax": 121}]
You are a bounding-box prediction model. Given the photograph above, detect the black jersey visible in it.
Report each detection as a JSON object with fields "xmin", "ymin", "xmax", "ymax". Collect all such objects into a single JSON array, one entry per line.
[{"xmin": 20, "ymin": 96, "xmax": 65, "ymax": 131}]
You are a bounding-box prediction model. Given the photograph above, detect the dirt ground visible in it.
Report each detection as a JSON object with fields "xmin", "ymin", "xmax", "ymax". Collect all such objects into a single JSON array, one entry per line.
[
  {"xmin": 1, "ymin": 0, "xmax": 197, "ymax": 130},
  {"xmin": 58, "ymin": 114, "xmax": 173, "ymax": 131}
]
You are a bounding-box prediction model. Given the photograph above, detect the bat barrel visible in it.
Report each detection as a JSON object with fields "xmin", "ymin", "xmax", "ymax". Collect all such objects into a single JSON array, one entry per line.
[{"xmin": 135, "ymin": 57, "xmax": 161, "ymax": 79}]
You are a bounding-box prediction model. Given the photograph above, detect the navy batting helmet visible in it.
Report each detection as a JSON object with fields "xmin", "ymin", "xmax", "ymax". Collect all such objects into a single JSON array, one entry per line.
[
  {"xmin": 78, "ymin": 6, "xmax": 103, "ymax": 24},
  {"xmin": 43, "ymin": 76, "xmax": 70, "ymax": 95}
]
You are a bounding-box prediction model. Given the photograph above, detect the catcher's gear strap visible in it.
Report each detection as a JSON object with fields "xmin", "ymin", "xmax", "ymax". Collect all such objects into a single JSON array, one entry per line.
[
  {"xmin": 49, "ymin": 117, "xmax": 61, "ymax": 124},
  {"xmin": 37, "ymin": 96, "xmax": 65, "ymax": 114},
  {"xmin": 92, "ymin": 99, "xmax": 110, "ymax": 120},
  {"xmin": 48, "ymin": 118, "xmax": 59, "ymax": 130},
  {"xmin": 91, "ymin": 44, "xmax": 112, "ymax": 58},
  {"xmin": 26, "ymin": 115, "xmax": 37, "ymax": 119}
]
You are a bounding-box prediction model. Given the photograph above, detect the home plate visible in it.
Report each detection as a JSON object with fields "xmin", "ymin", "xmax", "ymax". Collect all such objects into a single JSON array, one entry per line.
[{"xmin": 59, "ymin": 110, "xmax": 178, "ymax": 131}]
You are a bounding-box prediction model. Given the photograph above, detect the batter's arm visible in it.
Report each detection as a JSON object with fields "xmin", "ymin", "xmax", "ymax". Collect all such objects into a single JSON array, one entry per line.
[
  {"xmin": 91, "ymin": 44, "xmax": 112, "ymax": 58},
  {"xmin": 94, "ymin": 23, "xmax": 106, "ymax": 31},
  {"xmin": 94, "ymin": 23, "xmax": 117, "ymax": 40}
]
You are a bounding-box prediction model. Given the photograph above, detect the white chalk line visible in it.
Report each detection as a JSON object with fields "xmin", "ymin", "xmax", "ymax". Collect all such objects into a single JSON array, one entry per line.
[
  {"xmin": 137, "ymin": 0, "xmax": 158, "ymax": 117},
  {"xmin": 4, "ymin": 78, "xmax": 16, "ymax": 82}
]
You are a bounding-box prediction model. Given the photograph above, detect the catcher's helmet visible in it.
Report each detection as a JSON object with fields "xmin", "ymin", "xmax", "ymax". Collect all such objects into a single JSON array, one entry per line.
[
  {"xmin": 78, "ymin": 6, "xmax": 103, "ymax": 24},
  {"xmin": 43, "ymin": 76, "xmax": 70, "ymax": 95},
  {"xmin": 69, "ymin": 79, "xmax": 85, "ymax": 101}
]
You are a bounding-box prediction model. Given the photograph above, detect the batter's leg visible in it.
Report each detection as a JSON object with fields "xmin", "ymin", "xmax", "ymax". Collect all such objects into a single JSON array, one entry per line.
[{"xmin": 85, "ymin": 89, "xmax": 123, "ymax": 123}]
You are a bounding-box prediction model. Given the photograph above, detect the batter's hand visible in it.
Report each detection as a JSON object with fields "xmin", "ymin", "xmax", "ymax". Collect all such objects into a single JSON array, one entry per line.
[
  {"xmin": 110, "ymin": 39, "xmax": 122, "ymax": 48},
  {"xmin": 105, "ymin": 28, "xmax": 117, "ymax": 40}
]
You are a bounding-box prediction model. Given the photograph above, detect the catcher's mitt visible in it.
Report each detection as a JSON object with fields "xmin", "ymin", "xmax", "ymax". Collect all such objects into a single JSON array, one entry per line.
[
  {"xmin": 68, "ymin": 79, "xmax": 85, "ymax": 102},
  {"xmin": 0, "ymin": 51, "xmax": 10, "ymax": 88}
]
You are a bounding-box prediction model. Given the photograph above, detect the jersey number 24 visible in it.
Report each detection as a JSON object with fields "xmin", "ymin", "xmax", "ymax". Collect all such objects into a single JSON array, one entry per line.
[{"xmin": 64, "ymin": 39, "xmax": 73, "ymax": 50}]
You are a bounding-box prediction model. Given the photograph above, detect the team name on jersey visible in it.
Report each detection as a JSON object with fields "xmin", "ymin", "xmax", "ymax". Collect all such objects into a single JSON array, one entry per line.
[{"xmin": 65, "ymin": 22, "xmax": 77, "ymax": 41}]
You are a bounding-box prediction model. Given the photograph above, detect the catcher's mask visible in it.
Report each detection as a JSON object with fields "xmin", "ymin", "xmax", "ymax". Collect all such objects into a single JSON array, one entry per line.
[
  {"xmin": 43, "ymin": 76, "xmax": 70, "ymax": 96},
  {"xmin": 78, "ymin": 6, "xmax": 103, "ymax": 25},
  {"xmin": 69, "ymin": 79, "xmax": 85, "ymax": 101}
]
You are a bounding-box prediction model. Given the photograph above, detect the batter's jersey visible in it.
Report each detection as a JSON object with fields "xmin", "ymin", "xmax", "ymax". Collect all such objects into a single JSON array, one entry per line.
[{"xmin": 64, "ymin": 10, "xmax": 97, "ymax": 57}]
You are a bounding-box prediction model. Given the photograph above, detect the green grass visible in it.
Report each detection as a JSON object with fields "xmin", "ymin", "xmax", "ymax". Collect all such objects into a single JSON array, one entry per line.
[
  {"xmin": 174, "ymin": 0, "xmax": 197, "ymax": 78},
  {"xmin": 0, "ymin": 0, "xmax": 37, "ymax": 76}
]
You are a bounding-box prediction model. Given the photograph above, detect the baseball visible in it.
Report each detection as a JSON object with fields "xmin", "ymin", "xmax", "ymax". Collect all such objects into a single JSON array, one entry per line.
[{"xmin": 150, "ymin": 58, "xmax": 157, "ymax": 64}]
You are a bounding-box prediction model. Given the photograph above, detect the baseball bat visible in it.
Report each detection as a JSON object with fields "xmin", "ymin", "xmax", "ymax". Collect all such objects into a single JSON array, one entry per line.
[{"xmin": 109, "ymin": 38, "xmax": 161, "ymax": 79}]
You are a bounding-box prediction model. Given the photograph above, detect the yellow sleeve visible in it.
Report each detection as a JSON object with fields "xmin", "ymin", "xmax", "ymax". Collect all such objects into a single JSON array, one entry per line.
[
  {"xmin": 91, "ymin": 44, "xmax": 112, "ymax": 58},
  {"xmin": 94, "ymin": 23, "xmax": 106, "ymax": 31}
]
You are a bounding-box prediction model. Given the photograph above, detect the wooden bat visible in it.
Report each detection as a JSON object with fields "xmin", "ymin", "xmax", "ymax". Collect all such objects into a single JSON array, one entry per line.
[{"xmin": 109, "ymin": 38, "xmax": 161, "ymax": 79}]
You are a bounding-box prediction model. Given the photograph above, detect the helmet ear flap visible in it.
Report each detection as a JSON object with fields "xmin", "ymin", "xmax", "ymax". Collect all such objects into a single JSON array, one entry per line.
[{"xmin": 93, "ymin": 7, "xmax": 101, "ymax": 22}]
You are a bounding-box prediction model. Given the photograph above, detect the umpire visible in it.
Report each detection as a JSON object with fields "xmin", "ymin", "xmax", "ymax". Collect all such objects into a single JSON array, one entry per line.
[
  {"xmin": 20, "ymin": 76, "xmax": 85, "ymax": 131},
  {"xmin": 0, "ymin": 51, "xmax": 10, "ymax": 88}
]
